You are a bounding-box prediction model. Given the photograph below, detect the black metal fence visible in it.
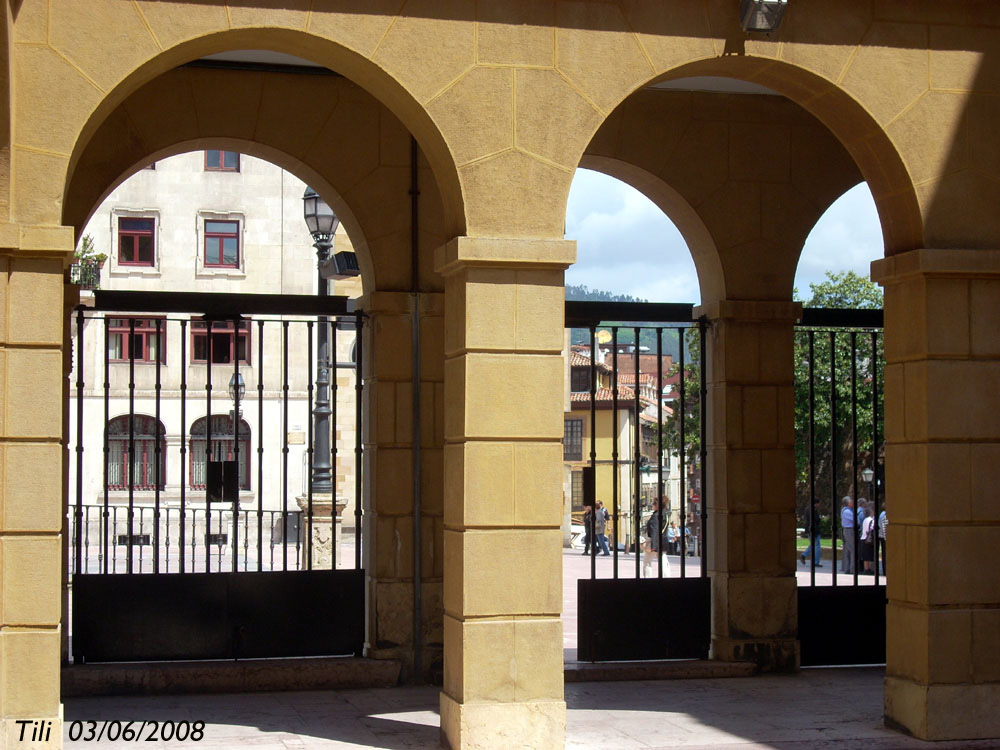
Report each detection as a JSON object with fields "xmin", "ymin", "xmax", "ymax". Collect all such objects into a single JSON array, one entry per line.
[
  {"xmin": 70, "ymin": 293, "xmax": 364, "ymax": 576},
  {"xmin": 794, "ymin": 307, "xmax": 886, "ymax": 666},
  {"xmin": 795, "ymin": 308, "xmax": 885, "ymax": 587},
  {"xmin": 565, "ymin": 301, "xmax": 709, "ymax": 661},
  {"xmin": 69, "ymin": 291, "xmax": 367, "ymax": 663}
]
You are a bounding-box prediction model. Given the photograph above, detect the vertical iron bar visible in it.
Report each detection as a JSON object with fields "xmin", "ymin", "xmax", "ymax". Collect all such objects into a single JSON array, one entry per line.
[
  {"xmin": 355, "ymin": 313, "xmax": 364, "ymax": 569},
  {"xmin": 851, "ymin": 331, "xmax": 859, "ymax": 586},
  {"xmin": 232, "ymin": 325, "xmax": 241, "ymax": 575},
  {"xmin": 84, "ymin": 506, "xmax": 92, "ymax": 574},
  {"xmin": 830, "ymin": 331, "xmax": 838, "ymax": 585},
  {"xmin": 179, "ymin": 320, "xmax": 188, "ymax": 574},
  {"xmin": 633, "ymin": 326, "xmax": 641, "ymax": 579},
  {"xmin": 282, "ymin": 320, "xmax": 290, "ymax": 572},
  {"xmin": 589, "ymin": 326, "xmax": 597, "ymax": 580},
  {"xmin": 307, "ymin": 321, "xmax": 314, "ymax": 570},
  {"xmin": 138, "ymin": 507, "xmax": 144, "ymax": 573},
  {"xmin": 872, "ymin": 330, "xmax": 881, "ymax": 582},
  {"xmin": 657, "ymin": 329, "xmax": 664, "ymax": 579},
  {"xmin": 611, "ymin": 327, "xmax": 619, "ymax": 578},
  {"xmin": 257, "ymin": 320, "xmax": 265, "ymax": 572},
  {"xmin": 103, "ymin": 317, "xmax": 110, "ymax": 574},
  {"xmin": 127, "ymin": 318, "xmax": 136, "ymax": 574},
  {"xmin": 154, "ymin": 319, "xmax": 162, "ymax": 573},
  {"xmin": 242, "ymin": 507, "xmax": 250, "ymax": 572},
  {"xmin": 809, "ymin": 331, "xmax": 816, "ymax": 587},
  {"xmin": 205, "ymin": 320, "xmax": 214, "ymax": 573},
  {"xmin": 112, "ymin": 507, "xmax": 119, "ymax": 573},
  {"xmin": 102, "ymin": 316, "xmax": 111, "ymax": 575},
  {"xmin": 74, "ymin": 309, "xmax": 85, "ymax": 577},
  {"xmin": 699, "ymin": 318, "xmax": 708, "ymax": 580},
  {"xmin": 331, "ymin": 318, "xmax": 339, "ymax": 570},
  {"xmin": 164, "ymin": 508, "xmax": 171, "ymax": 574},
  {"xmin": 678, "ymin": 326, "xmax": 686, "ymax": 578}
]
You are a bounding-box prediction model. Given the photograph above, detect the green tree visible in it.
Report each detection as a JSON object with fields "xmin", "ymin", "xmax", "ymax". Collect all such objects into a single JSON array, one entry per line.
[{"xmin": 794, "ymin": 271, "xmax": 884, "ymax": 526}]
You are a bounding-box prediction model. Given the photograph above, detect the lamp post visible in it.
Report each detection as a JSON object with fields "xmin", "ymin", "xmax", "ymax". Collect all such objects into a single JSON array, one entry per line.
[
  {"xmin": 303, "ymin": 187, "xmax": 340, "ymax": 493},
  {"xmin": 228, "ymin": 371, "xmax": 245, "ymax": 426},
  {"xmin": 861, "ymin": 467, "xmax": 875, "ymax": 505}
]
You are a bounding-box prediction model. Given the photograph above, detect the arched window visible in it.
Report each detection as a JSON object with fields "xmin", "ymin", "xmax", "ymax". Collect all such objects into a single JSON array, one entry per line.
[
  {"xmin": 106, "ymin": 415, "xmax": 166, "ymax": 490},
  {"xmin": 190, "ymin": 415, "xmax": 251, "ymax": 491}
]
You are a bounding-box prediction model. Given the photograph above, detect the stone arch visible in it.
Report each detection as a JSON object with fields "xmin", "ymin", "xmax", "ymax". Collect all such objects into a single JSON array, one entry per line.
[
  {"xmin": 62, "ymin": 64, "xmax": 450, "ymax": 293},
  {"xmin": 51, "ymin": 26, "xmax": 465, "ymax": 246},
  {"xmin": 639, "ymin": 58, "xmax": 922, "ymax": 258},
  {"xmin": 582, "ymin": 78, "xmax": 867, "ymax": 303},
  {"xmin": 578, "ymin": 154, "xmax": 725, "ymax": 303}
]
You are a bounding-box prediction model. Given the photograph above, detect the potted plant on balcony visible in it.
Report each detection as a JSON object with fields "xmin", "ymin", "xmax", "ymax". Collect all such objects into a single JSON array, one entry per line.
[
  {"xmin": 74, "ymin": 234, "xmax": 107, "ymax": 268},
  {"xmin": 72, "ymin": 234, "xmax": 107, "ymax": 289}
]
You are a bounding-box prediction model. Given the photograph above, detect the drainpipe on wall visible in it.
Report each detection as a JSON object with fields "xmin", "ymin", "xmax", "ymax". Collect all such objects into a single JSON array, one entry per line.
[{"xmin": 410, "ymin": 136, "xmax": 423, "ymax": 681}]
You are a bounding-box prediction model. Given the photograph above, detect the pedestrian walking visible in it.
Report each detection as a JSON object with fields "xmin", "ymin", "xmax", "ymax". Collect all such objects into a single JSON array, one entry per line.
[
  {"xmin": 840, "ymin": 496, "xmax": 856, "ymax": 574},
  {"xmin": 642, "ymin": 497, "xmax": 670, "ymax": 577}
]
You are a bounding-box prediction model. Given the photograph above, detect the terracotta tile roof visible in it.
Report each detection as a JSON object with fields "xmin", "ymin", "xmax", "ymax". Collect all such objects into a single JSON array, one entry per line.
[{"xmin": 569, "ymin": 350, "xmax": 611, "ymax": 372}]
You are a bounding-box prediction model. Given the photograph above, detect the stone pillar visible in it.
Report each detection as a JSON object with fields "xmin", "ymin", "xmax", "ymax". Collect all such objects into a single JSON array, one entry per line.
[
  {"xmin": 873, "ymin": 249, "xmax": 1000, "ymax": 740},
  {"xmin": 361, "ymin": 290, "xmax": 445, "ymax": 678},
  {"xmin": 437, "ymin": 237, "xmax": 573, "ymax": 750},
  {"xmin": 696, "ymin": 299, "xmax": 801, "ymax": 673},
  {"xmin": 0, "ymin": 231, "xmax": 73, "ymax": 747},
  {"xmin": 295, "ymin": 494, "xmax": 346, "ymax": 569}
]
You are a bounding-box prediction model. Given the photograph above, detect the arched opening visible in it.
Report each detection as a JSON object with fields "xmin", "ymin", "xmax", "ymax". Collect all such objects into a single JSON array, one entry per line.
[
  {"xmin": 563, "ymin": 59, "xmax": 916, "ymax": 670},
  {"xmin": 105, "ymin": 415, "xmax": 166, "ymax": 492},
  {"xmin": 61, "ymin": 41, "xmax": 458, "ymax": 675},
  {"xmin": 190, "ymin": 415, "xmax": 252, "ymax": 492}
]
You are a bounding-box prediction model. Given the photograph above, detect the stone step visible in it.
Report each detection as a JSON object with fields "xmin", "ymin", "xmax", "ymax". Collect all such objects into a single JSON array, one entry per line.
[{"xmin": 62, "ymin": 656, "xmax": 401, "ymax": 698}]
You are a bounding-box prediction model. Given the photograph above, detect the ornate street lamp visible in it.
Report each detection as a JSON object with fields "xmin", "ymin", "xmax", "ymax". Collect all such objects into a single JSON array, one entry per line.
[
  {"xmin": 228, "ymin": 371, "xmax": 246, "ymax": 404},
  {"xmin": 303, "ymin": 187, "xmax": 341, "ymax": 493}
]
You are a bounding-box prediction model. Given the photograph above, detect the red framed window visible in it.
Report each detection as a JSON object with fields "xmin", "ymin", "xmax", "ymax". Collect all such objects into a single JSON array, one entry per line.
[
  {"xmin": 107, "ymin": 317, "xmax": 166, "ymax": 363},
  {"xmin": 204, "ymin": 220, "xmax": 240, "ymax": 268},
  {"xmin": 118, "ymin": 217, "xmax": 155, "ymax": 266},
  {"xmin": 190, "ymin": 415, "xmax": 250, "ymax": 491},
  {"xmin": 191, "ymin": 319, "xmax": 250, "ymax": 364},
  {"xmin": 106, "ymin": 415, "xmax": 166, "ymax": 491},
  {"xmin": 563, "ymin": 418, "xmax": 583, "ymax": 461},
  {"xmin": 205, "ymin": 150, "xmax": 240, "ymax": 171}
]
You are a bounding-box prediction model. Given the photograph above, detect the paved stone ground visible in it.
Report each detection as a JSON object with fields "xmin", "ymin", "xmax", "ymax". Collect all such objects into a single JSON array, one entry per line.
[{"xmin": 63, "ymin": 668, "xmax": 1000, "ymax": 749}]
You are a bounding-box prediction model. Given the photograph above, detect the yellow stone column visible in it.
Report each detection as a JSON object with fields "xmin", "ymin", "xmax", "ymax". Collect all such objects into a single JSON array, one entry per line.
[
  {"xmin": 0, "ymin": 228, "xmax": 73, "ymax": 747},
  {"xmin": 696, "ymin": 300, "xmax": 801, "ymax": 672},
  {"xmin": 874, "ymin": 249, "xmax": 1000, "ymax": 741},
  {"xmin": 361, "ymin": 290, "xmax": 445, "ymax": 678},
  {"xmin": 437, "ymin": 237, "xmax": 573, "ymax": 750}
]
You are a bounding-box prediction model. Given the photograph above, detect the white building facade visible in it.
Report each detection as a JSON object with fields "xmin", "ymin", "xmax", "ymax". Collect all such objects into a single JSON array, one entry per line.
[{"xmin": 68, "ymin": 151, "xmax": 361, "ymax": 573}]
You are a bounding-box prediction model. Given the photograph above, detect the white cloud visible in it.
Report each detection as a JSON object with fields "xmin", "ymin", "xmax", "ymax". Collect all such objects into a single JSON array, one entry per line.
[
  {"xmin": 565, "ymin": 169, "xmax": 700, "ymax": 303},
  {"xmin": 565, "ymin": 170, "xmax": 885, "ymax": 305},
  {"xmin": 794, "ymin": 182, "xmax": 884, "ymax": 297}
]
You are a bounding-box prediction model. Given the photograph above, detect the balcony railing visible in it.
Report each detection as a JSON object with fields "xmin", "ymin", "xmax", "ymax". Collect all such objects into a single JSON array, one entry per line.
[{"xmin": 70, "ymin": 260, "xmax": 102, "ymax": 290}]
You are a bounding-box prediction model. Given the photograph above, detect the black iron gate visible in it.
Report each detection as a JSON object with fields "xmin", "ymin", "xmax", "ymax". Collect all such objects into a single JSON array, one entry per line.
[
  {"xmin": 69, "ymin": 291, "xmax": 366, "ymax": 663},
  {"xmin": 565, "ymin": 301, "xmax": 710, "ymax": 662},
  {"xmin": 795, "ymin": 307, "xmax": 886, "ymax": 666},
  {"xmin": 566, "ymin": 302, "xmax": 887, "ymax": 666}
]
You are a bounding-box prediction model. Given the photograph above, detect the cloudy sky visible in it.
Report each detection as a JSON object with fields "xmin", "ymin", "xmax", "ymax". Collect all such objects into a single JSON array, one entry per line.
[{"xmin": 564, "ymin": 169, "xmax": 884, "ymax": 304}]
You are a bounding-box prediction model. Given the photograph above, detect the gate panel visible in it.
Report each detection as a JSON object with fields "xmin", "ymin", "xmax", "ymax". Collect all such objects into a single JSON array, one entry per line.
[
  {"xmin": 578, "ymin": 578, "xmax": 709, "ymax": 661},
  {"xmin": 798, "ymin": 585, "xmax": 886, "ymax": 666},
  {"xmin": 795, "ymin": 310, "xmax": 886, "ymax": 665},
  {"xmin": 73, "ymin": 570, "xmax": 364, "ymax": 662}
]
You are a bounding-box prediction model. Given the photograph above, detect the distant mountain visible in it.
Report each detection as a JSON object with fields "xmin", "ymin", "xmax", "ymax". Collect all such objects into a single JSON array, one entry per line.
[{"xmin": 565, "ymin": 284, "xmax": 647, "ymax": 304}]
